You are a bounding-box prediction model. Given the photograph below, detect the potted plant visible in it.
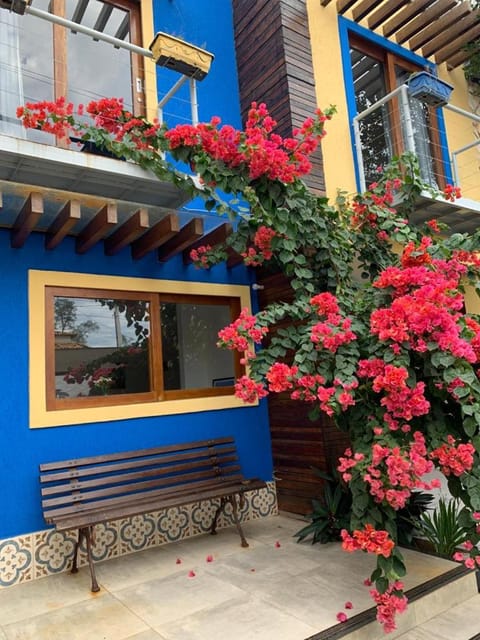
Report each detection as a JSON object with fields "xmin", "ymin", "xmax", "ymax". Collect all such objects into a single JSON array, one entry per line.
[{"xmin": 407, "ymin": 71, "xmax": 454, "ymax": 107}]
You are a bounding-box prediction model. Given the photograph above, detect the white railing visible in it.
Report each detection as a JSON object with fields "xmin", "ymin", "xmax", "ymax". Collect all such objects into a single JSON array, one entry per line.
[{"xmin": 353, "ymin": 84, "xmax": 480, "ymax": 199}]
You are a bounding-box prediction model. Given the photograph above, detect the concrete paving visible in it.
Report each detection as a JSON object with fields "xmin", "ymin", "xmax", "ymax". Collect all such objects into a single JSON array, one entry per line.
[{"xmin": 0, "ymin": 515, "xmax": 478, "ymax": 640}]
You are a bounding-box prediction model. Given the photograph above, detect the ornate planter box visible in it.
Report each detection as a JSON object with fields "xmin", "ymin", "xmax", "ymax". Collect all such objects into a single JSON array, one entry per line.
[
  {"xmin": 407, "ymin": 72, "xmax": 454, "ymax": 107},
  {"xmin": 149, "ymin": 32, "xmax": 214, "ymax": 81}
]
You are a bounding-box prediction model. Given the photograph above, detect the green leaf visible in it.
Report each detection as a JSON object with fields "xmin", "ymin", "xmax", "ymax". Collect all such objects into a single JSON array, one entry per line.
[{"xmin": 375, "ymin": 577, "xmax": 389, "ymax": 594}]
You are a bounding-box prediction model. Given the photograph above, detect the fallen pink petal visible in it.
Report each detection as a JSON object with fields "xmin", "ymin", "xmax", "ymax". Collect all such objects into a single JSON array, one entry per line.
[
  {"xmin": 345, "ymin": 601, "xmax": 353, "ymax": 609},
  {"xmin": 336, "ymin": 612, "xmax": 348, "ymax": 623},
  {"xmin": 250, "ymin": 568, "xmax": 256, "ymax": 572},
  {"xmin": 175, "ymin": 558, "xmax": 182, "ymax": 564},
  {"xmin": 187, "ymin": 570, "xmax": 196, "ymax": 578},
  {"xmin": 275, "ymin": 541, "xmax": 281, "ymax": 548},
  {"xmin": 206, "ymin": 555, "xmax": 214, "ymax": 563}
]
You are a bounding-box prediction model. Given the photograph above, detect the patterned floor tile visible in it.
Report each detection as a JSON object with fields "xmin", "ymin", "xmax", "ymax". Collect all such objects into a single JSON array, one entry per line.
[{"xmin": 0, "ymin": 536, "xmax": 33, "ymax": 587}]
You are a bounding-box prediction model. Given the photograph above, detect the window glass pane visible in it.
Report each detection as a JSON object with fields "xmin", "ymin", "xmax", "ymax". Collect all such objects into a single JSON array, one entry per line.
[
  {"xmin": 161, "ymin": 302, "xmax": 235, "ymax": 391},
  {"xmin": 54, "ymin": 296, "xmax": 150, "ymax": 398},
  {"xmin": 350, "ymin": 47, "xmax": 392, "ymax": 186},
  {"xmin": 0, "ymin": 0, "xmax": 54, "ymax": 142},
  {"xmin": 66, "ymin": 0, "xmax": 134, "ymax": 111}
]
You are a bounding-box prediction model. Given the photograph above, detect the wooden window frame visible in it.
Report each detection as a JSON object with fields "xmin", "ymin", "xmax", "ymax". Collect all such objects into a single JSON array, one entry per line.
[
  {"xmin": 350, "ymin": 35, "xmax": 445, "ymax": 189},
  {"xmin": 51, "ymin": 0, "xmax": 145, "ymax": 123},
  {"xmin": 45, "ymin": 286, "xmax": 243, "ymax": 412}
]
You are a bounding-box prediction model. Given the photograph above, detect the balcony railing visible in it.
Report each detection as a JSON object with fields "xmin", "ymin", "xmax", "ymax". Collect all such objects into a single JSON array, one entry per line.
[{"xmin": 353, "ymin": 84, "xmax": 480, "ymax": 201}]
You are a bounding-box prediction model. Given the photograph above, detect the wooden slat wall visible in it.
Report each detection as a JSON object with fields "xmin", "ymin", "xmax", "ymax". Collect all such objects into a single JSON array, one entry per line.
[
  {"xmin": 232, "ymin": 0, "xmax": 326, "ymax": 193},
  {"xmin": 256, "ymin": 270, "xmax": 350, "ymax": 514}
]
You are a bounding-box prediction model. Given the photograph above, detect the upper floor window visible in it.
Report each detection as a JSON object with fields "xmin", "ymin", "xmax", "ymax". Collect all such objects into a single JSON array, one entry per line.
[
  {"xmin": 0, "ymin": 0, "xmax": 144, "ymax": 142},
  {"xmin": 350, "ymin": 35, "xmax": 445, "ymax": 189},
  {"xmin": 47, "ymin": 286, "xmax": 242, "ymax": 411}
]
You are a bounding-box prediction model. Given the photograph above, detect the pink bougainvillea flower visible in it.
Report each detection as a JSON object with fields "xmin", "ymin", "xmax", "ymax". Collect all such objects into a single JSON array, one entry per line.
[
  {"xmin": 275, "ymin": 541, "xmax": 281, "ymax": 548},
  {"xmin": 187, "ymin": 570, "xmax": 196, "ymax": 578},
  {"xmin": 206, "ymin": 555, "xmax": 214, "ymax": 563},
  {"xmin": 175, "ymin": 557, "xmax": 182, "ymax": 564},
  {"xmin": 336, "ymin": 612, "xmax": 348, "ymax": 623},
  {"xmin": 345, "ymin": 601, "xmax": 353, "ymax": 609},
  {"xmin": 363, "ymin": 578, "xmax": 372, "ymax": 586}
]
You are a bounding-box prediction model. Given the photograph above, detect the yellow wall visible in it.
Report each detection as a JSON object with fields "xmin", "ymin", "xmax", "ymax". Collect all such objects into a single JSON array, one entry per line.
[
  {"xmin": 305, "ymin": 1, "xmax": 479, "ymax": 202},
  {"xmin": 140, "ymin": 0, "xmax": 158, "ymax": 121},
  {"xmin": 306, "ymin": 0, "xmax": 356, "ymax": 199}
]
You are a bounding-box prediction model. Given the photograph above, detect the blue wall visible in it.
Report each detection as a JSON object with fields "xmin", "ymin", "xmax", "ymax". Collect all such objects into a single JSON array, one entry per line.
[
  {"xmin": 153, "ymin": 0, "xmax": 241, "ymax": 128},
  {"xmin": 0, "ymin": 1, "xmax": 274, "ymax": 540},
  {"xmin": 0, "ymin": 228, "xmax": 272, "ymax": 540}
]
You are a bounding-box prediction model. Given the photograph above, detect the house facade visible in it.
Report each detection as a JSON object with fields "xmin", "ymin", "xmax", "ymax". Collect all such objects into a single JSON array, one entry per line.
[
  {"xmin": 1, "ymin": 0, "xmax": 479, "ymax": 588},
  {"xmin": 0, "ymin": 0, "xmax": 276, "ymax": 588}
]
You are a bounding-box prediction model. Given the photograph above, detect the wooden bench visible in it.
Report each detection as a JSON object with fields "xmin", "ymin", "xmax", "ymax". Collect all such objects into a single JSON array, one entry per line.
[{"xmin": 39, "ymin": 436, "xmax": 266, "ymax": 592}]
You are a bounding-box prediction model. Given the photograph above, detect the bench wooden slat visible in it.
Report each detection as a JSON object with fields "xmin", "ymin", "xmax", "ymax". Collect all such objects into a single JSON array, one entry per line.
[
  {"xmin": 51, "ymin": 478, "xmax": 267, "ymax": 531},
  {"xmin": 40, "ymin": 444, "xmax": 237, "ymax": 483},
  {"xmin": 42, "ymin": 465, "xmax": 242, "ymax": 510},
  {"xmin": 39, "ymin": 437, "xmax": 234, "ymax": 472},
  {"xmin": 40, "ymin": 454, "xmax": 239, "ymax": 497},
  {"xmin": 44, "ymin": 473, "xmax": 248, "ymax": 522}
]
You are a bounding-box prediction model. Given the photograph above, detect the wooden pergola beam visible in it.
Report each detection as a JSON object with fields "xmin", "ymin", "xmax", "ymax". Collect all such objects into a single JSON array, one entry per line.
[
  {"xmin": 336, "ymin": 0, "xmax": 358, "ymax": 14},
  {"xmin": 183, "ymin": 222, "xmax": 233, "ymax": 265},
  {"xmin": 45, "ymin": 200, "xmax": 81, "ymax": 250},
  {"xmin": 435, "ymin": 23, "xmax": 480, "ymax": 66},
  {"xmin": 409, "ymin": 3, "xmax": 470, "ymax": 51},
  {"xmin": 383, "ymin": 0, "xmax": 432, "ymax": 38},
  {"xmin": 131, "ymin": 213, "xmax": 179, "ymax": 260},
  {"xmin": 367, "ymin": 0, "xmax": 410, "ymax": 30},
  {"xmin": 395, "ymin": 0, "xmax": 456, "ymax": 44},
  {"xmin": 11, "ymin": 192, "xmax": 43, "ymax": 248},
  {"xmin": 104, "ymin": 208, "xmax": 149, "ymax": 256},
  {"xmin": 76, "ymin": 203, "xmax": 117, "ymax": 254},
  {"xmin": 446, "ymin": 48, "xmax": 474, "ymax": 71},
  {"xmin": 352, "ymin": 0, "xmax": 380, "ymax": 23},
  {"xmin": 422, "ymin": 12, "xmax": 479, "ymax": 59},
  {"xmin": 157, "ymin": 217, "xmax": 204, "ymax": 262}
]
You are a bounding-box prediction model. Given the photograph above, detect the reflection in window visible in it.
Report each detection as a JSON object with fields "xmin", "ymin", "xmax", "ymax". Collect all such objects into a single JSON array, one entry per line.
[
  {"xmin": 54, "ymin": 296, "xmax": 150, "ymax": 398},
  {"xmin": 161, "ymin": 302, "xmax": 235, "ymax": 391},
  {"xmin": 0, "ymin": 0, "xmax": 142, "ymax": 142}
]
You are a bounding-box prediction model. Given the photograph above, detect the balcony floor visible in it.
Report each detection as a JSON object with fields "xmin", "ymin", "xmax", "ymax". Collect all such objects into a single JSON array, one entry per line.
[{"xmin": 0, "ymin": 514, "xmax": 478, "ymax": 640}]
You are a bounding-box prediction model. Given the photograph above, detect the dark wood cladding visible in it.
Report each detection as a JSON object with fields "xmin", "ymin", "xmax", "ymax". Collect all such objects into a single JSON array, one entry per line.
[
  {"xmin": 256, "ymin": 269, "xmax": 350, "ymax": 514},
  {"xmin": 232, "ymin": 0, "xmax": 326, "ymax": 193}
]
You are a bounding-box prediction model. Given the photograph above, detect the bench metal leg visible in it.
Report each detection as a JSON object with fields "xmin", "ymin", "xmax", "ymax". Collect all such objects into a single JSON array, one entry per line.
[
  {"xmin": 210, "ymin": 497, "xmax": 226, "ymax": 536},
  {"xmin": 229, "ymin": 494, "xmax": 249, "ymax": 548},
  {"xmin": 210, "ymin": 495, "xmax": 248, "ymax": 546},
  {"xmin": 72, "ymin": 526, "xmax": 100, "ymax": 593}
]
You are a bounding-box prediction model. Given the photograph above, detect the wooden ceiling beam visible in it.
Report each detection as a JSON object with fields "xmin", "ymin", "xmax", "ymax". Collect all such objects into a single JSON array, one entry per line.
[
  {"xmin": 45, "ymin": 200, "xmax": 81, "ymax": 250},
  {"xmin": 395, "ymin": 0, "xmax": 456, "ymax": 44},
  {"xmin": 76, "ymin": 203, "xmax": 117, "ymax": 254},
  {"xmin": 352, "ymin": 0, "xmax": 378, "ymax": 22},
  {"xmin": 131, "ymin": 212, "xmax": 179, "ymax": 260},
  {"xmin": 336, "ymin": 0, "xmax": 359, "ymax": 15},
  {"xmin": 422, "ymin": 12, "xmax": 479, "ymax": 59},
  {"xmin": 435, "ymin": 23, "xmax": 480, "ymax": 66},
  {"xmin": 183, "ymin": 222, "xmax": 233, "ymax": 264},
  {"xmin": 226, "ymin": 247, "xmax": 244, "ymax": 269},
  {"xmin": 409, "ymin": 3, "xmax": 471, "ymax": 51},
  {"xmin": 383, "ymin": 0, "xmax": 432, "ymax": 38},
  {"xmin": 104, "ymin": 208, "xmax": 149, "ymax": 256},
  {"xmin": 158, "ymin": 217, "xmax": 204, "ymax": 262},
  {"xmin": 11, "ymin": 192, "xmax": 43, "ymax": 248},
  {"xmin": 368, "ymin": 0, "xmax": 410, "ymax": 30}
]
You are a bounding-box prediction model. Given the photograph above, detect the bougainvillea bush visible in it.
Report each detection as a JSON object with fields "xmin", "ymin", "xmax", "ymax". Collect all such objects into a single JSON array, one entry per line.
[{"xmin": 18, "ymin": 97, "xmax": 480, "ymax": 633}]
